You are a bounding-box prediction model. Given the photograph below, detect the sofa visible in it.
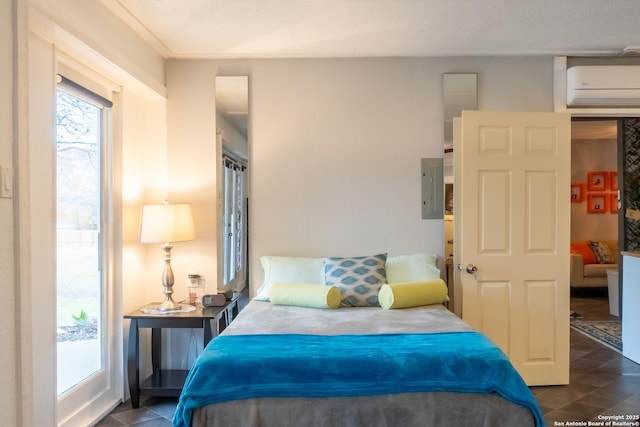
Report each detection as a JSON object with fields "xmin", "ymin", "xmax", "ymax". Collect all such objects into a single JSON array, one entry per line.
[{"xmin": 570, "ymin": 240, "xmax": 618, "ymax": 288}]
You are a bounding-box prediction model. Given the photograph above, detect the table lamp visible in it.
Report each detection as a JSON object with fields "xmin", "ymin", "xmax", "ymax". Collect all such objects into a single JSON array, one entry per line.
[{"xmin": 139, "ymin": 202, "xmax": 195, "ymax": 311}]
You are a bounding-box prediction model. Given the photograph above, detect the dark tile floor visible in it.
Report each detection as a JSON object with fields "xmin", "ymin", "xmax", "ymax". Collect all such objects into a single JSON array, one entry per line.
[
  {"xmin": 98, "ymin": 291, "xmax": 639, "ymax": 426},
  {"xmin": 536, "ymin": 290, "xmax": 640, "ymax": 426},
  {"xmin": 96, "ymin": 396, "xmax": 177, "ymax": 426}
]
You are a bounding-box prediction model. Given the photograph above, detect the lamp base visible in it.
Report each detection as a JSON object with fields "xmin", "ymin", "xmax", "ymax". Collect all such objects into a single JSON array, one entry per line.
[
  {"xmin": 158, "ymin": 299, "xmax": 183, "ymax": 312},
  {"xmin": 159, "ymin": 283, "xmax": 182, "ymax": 311},
  {"xmin": 159, "ymin": 243, "xmax": 181, "ymax": 311}
]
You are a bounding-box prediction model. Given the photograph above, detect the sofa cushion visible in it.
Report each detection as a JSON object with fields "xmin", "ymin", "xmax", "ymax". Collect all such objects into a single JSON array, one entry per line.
[
  {"xmin": 589, "ymin": 241, "xmax": 616, "ymax": 264},
  {"xmin": 570, "ymin": 241, "xmax": 597, "ymax": 264},
  {"xmin": 604, "ymin": 240, "xmax": 619, "ymax": 263},
  {"xmin": 584, "ymin": 263, "xmax": 616, "ymax": 278}
]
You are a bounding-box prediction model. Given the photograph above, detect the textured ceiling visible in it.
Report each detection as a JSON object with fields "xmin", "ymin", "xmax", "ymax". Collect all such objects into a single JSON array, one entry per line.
[{"xmin": 102, "ymin": 0, "xmax": 640, "ymax": 59}]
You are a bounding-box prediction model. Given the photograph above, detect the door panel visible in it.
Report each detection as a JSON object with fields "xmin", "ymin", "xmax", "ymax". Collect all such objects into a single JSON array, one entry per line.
[
  {"xmin": 479, "ymin": 171, "xmax": 510, "ymax": 252},
  {"xmin": 457, "ymin": 110, "xmax": 570, "ymax": 386},
  {"xmin": 479, "ymin": 281, "xmax": 510, "ymax": 350},
  {"xmin": 526, "ymin": 280, "xmax": 556, "ymax": 361},
  {"xmin": 526, "ymin": 172, "xmax": 557, "ymax": 251}
]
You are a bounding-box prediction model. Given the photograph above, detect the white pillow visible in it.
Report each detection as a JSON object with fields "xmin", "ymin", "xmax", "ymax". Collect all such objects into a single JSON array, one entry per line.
[
  {"xmin": 385, "ymin": 254, "xmax": 440, "ymax": 284},
  {"xmin": 254, "ymin": 256, "xmax": 324, "ymax": 301}
]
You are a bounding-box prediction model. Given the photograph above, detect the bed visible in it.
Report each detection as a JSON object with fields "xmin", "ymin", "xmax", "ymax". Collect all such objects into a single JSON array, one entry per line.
[{"xmin": 173, "ymin": 254, "xmax": 544, "ymax": 427}]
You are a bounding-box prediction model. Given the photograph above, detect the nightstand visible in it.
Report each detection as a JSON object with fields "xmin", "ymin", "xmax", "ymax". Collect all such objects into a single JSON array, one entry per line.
[{"xmin": 124, "ymin": 296, "xmax": 240, "ymax": 408}]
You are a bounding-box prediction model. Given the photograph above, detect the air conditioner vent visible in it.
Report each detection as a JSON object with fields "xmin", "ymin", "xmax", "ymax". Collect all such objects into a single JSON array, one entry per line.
[{"xmin": 567, "ymin": 65, "xmax": 640, "ymax": 106}]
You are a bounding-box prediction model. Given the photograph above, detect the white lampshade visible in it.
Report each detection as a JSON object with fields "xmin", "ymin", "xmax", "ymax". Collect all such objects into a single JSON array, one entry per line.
[{"xmin": 139, "ymin": 203, "xmax": 195, "ymax": 244}]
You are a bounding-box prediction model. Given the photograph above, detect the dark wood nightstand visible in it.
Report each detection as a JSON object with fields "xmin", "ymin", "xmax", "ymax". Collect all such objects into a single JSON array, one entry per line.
[{"xmin": 124, "ymin": 296, "xmax": 240, "ymax": 408}]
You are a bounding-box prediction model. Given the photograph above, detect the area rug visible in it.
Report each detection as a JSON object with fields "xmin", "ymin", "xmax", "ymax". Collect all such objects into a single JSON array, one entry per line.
[{"xmin": 570, "ymin": 320, "xmax": 622, "ymax": 353}]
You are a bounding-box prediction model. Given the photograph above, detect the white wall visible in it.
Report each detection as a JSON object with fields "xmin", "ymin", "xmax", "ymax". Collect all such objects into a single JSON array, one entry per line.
[
  {"xmin": 26, "ymin": 32, "xmax": 58, "ymax": 427},
  {"xmin": 165, "ymin": 61, "xmax": 220, "ymax": 298},
  {"xmin": 165, "ymin": 56, "xmax": 554, "ymax": 297},
  {"xmin": 121, "ymin": 93, "xmax": 169, "ymax": 312},
  {"xmin": 1, "ymin": 0, "xmax": 17, "ymax": 425},
  {"xmin": 571, "ymin": 138, "xmax": 618, "ymax": 241},
  {"xmin": 250, "ymin": 57, "xmax": 554, "ymax": 295}
]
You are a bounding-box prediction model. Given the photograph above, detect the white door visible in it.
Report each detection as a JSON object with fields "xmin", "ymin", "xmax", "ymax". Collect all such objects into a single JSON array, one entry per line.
[{"xmin": 456, "ymin": 110, "xmax": 570, "ymax": 386}]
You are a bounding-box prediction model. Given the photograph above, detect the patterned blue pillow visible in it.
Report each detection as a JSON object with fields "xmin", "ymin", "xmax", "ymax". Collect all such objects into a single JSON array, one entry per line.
[{"xmin": 323, "ymin": 253, "xmax": 387, "ymax": 307}]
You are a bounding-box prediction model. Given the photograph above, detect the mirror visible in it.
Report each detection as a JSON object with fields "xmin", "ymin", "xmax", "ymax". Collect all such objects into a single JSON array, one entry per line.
[
  {"xmin": 216, "ymin": 76, "xmax": 249, "ymax": 159},
  {"xmin": 442, "ymin": 73, "xmax": 476, "ymax": 314},
  {"xmin": 443, "ymin": 74, "xmax": 477, "ymax": 185},
  {"xmin": 216, "ymin": 76, "xmax": 249, "ymax": 293}
]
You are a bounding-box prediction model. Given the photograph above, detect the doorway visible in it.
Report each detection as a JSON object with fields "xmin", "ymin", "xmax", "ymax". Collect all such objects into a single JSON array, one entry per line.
[
  {"xmin": 56, "ymin": 75, "xmax": 119, "ymax": 426},
  {"xmin": 569, "ymin": 119, "xmax": 623, "ymax": 358},
  {"xmin": 570, "ymin": 119, "xmax": 619, "ymax": 321}
]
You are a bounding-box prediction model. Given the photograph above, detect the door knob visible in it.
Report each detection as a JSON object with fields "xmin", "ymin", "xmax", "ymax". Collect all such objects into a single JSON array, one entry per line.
[{"xmin": 457, "ymin": 263, "xmax": 478, "ymax": 279}]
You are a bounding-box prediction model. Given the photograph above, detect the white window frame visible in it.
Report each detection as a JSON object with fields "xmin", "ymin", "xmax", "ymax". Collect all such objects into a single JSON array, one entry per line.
[{"xmin": 55, "ymin": 64, "xmax": 122, "ymax": 427}]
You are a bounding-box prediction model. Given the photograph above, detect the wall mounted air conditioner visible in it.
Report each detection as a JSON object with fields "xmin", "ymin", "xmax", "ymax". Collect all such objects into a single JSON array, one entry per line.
[{"xmin": 567, "ymin": 65, "xmax": 640, "ymax": 106}]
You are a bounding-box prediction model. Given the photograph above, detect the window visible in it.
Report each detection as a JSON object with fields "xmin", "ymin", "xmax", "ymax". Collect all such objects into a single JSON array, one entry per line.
[
  {"xmin": 56, "ymin": 74, "xmax": 118, "ymax": 425},
  {"xmin": 222, "ymin": 155, "xmax": 247, "ymax": 289}
]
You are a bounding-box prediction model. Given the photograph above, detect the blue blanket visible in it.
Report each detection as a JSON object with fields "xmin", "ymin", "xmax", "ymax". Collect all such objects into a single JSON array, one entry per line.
[{"xmin": 173, "ymin": 331, "xmax": 544, "ymax": 427}]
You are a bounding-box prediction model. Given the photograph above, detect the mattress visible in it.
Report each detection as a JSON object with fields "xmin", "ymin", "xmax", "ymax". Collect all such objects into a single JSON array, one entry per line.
[{"xmin": 175, "ymin": 301, "xmax": 543, "ymax": 427}]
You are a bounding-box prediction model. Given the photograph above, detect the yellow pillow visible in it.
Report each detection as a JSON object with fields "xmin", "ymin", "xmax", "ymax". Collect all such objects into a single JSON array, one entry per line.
[
  {"xmin": 378, "ymin": 279, "xmax": 448, "ymax": 310},
  {"xmin": 269, "ymin": 283, "xmax": 341, "ymax": 309}
]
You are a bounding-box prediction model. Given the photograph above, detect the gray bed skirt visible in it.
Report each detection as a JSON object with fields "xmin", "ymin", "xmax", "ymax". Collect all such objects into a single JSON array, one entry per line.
[{"xmin": 191, "ymin": 391, "xmax": 534, "ymax": 427}]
